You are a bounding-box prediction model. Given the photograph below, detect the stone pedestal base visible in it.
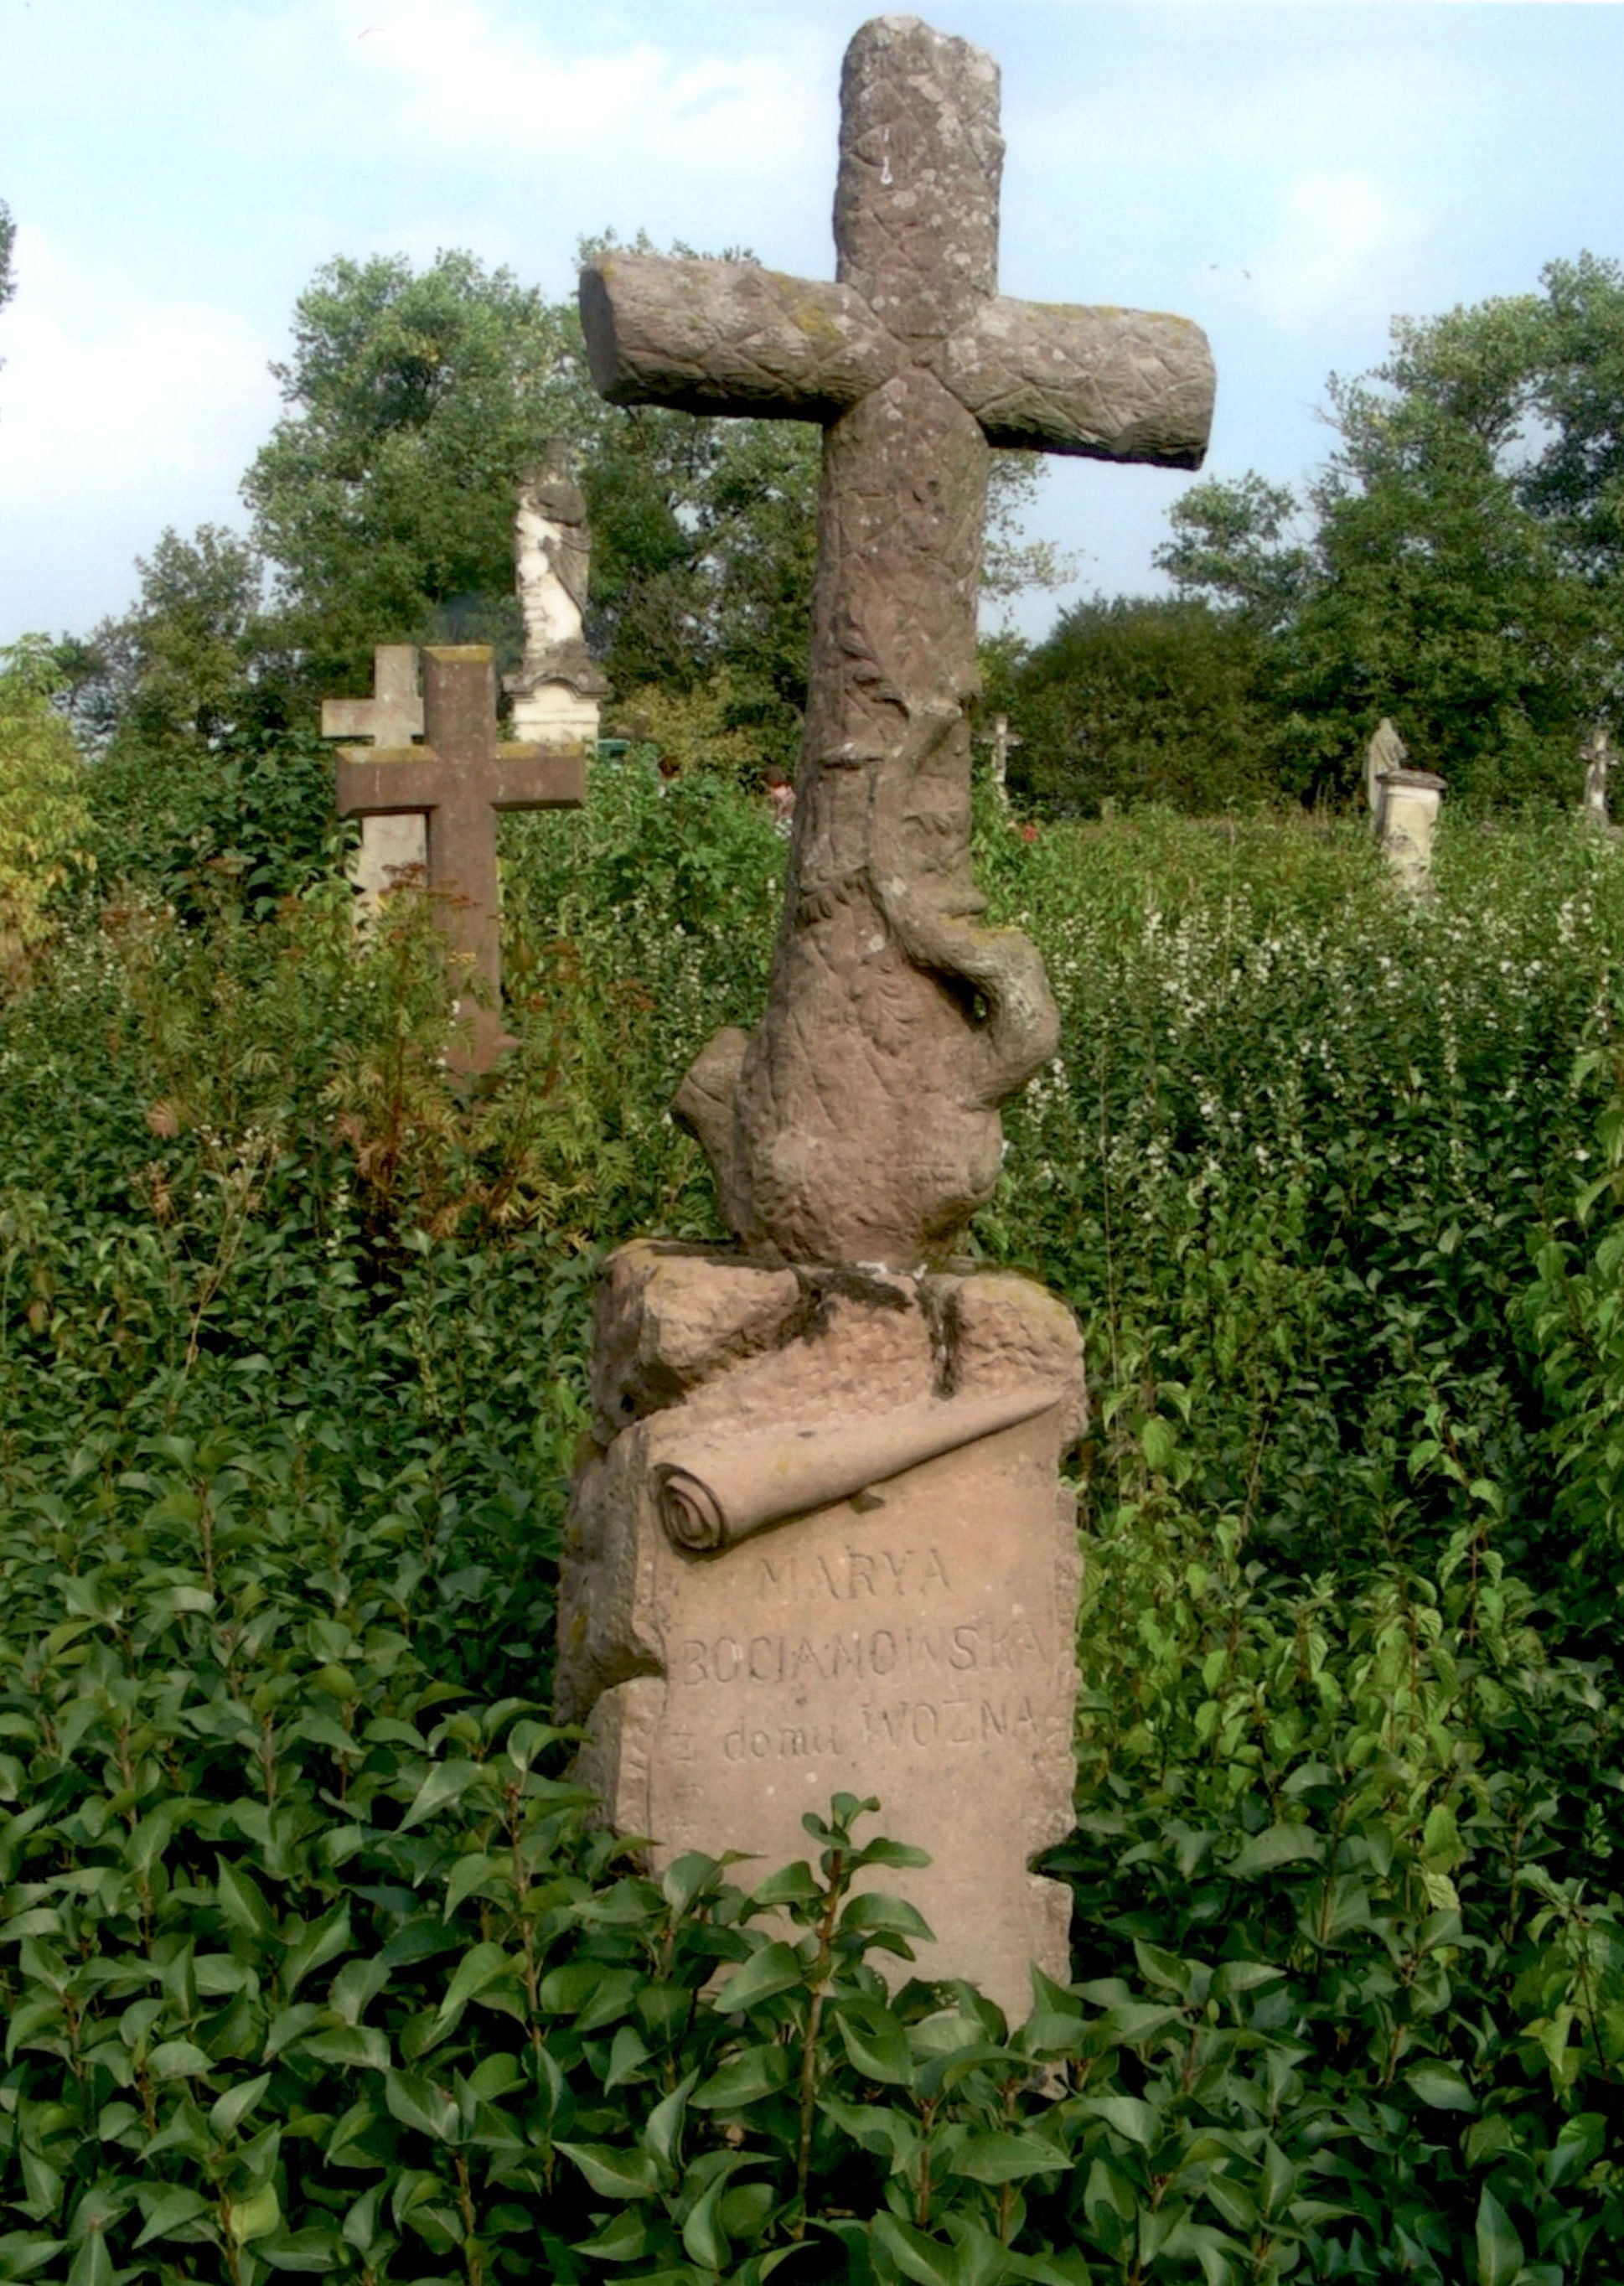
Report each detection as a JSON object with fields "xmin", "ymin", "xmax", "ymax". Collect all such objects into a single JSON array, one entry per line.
[
  {"xmin": 557, "ymin": 1243, "xmax": 1085, "ymax": 2023},
  {"xmin": 1378, "ymin": 767, "xmax": 1446, "ymax": 897},
  {"xmin": 509, "ymin": 688, "xmax": 599, "ymax": 747}
]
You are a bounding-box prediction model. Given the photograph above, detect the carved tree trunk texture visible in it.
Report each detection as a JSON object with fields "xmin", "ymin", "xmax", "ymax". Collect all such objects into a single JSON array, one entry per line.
[{"xmin": 581, "ymin": 18, "xmax": 1214, "ymax": 1267}]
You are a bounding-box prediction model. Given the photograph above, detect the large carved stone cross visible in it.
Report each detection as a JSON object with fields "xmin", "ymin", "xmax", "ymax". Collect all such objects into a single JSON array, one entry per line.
[
  {"xmin": 332, "ymin": 644, "xmax": 584, "ymax": 1075},
  {"xmin": 581, "ymin": 13, "xmax": 1214, "ymax": 1269}
]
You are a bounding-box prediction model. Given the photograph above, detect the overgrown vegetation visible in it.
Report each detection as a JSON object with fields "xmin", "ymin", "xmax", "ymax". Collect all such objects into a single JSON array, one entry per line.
[{"xmin": 3, "ymin": 762, "xmax": 1624, "ymax": 2279}]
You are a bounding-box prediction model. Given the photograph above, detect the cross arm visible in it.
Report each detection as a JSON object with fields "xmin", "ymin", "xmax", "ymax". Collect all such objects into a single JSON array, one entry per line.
[
  {"xmin": 485, "ymin": 744, "xmax": 587, "ymax": 810},
  {"xmin": 334, "ymin": 750, "xmax": 444, "ymax": 815},
  {"xmin": 939, "ymin": 297, "xmax": 1215, "ymax": 467},
  {"xmin": 323, "ymin": 699, "xmax": 387, "ymax": 740},
  {"xmin": 579, "ymin": 254, "xmax": 893, "ymax": 420}
]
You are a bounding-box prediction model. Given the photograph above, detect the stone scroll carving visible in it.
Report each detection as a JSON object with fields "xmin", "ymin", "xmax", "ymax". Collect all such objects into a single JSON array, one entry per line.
[
  {"xmin": 581, "ymin": 16, "xmax": 1214, "ymax": 1270},
  {"xmin": 653, "ymin": 1384, "xmax": 1059, "ymax": 1553},
  {"xmin": 559, "ymin": 1242, "xmax": 1087, "ymax": 2021}
]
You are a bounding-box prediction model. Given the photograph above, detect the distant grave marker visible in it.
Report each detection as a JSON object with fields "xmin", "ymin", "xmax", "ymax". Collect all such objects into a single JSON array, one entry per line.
[
  {"xmin": 1581, "ymin": 724, "xmax": 1615, "ymax": 830},
  {"xmin": 505, "ymin": 446, "xmax": 607, "ymax": 748},
  {"xmin": 1378, "ymin": 763, "xmax": 1446, "ymax": 896},
  {"xmin": 321, "ymin": 645, "xmax": 427, "ymax": 916},
  {"xmin": 330, "ymin": 645, "xmax": 584, "ymax": 1074}
]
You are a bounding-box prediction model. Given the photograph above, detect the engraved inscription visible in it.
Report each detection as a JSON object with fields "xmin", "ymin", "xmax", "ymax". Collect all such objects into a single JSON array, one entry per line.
[
  {"xmin": 675, "ymin": 1613, "xmax": 1043, "ymax": 1690},
  {"xmin": 754, "ymin": 1544, "xmax": 953, "ymax": 1601},
  {"xmin": 712, "ymin": 1694, "xmax": 1042, "ymax": 1763},
  {"xmin": 724, "ymin": 1720, "xmax": 844, "ymax": 1761},
  {"xmin": 861, "ymin": 1693, "xmax": 1039, "ymax": 1751}
]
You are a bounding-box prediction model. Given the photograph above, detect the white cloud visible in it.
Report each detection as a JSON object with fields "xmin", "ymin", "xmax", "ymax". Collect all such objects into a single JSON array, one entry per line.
[
  {"xmin": 1254, "ymin": 168, "xmax": 1420, "ymax": 328},
  {"xmin": 240, "ymin": 0, "xmax": 830, "ymax": 235},
  {"xmin": 0, "ymin": 227, "xmax": 281, "ymax": 637}
]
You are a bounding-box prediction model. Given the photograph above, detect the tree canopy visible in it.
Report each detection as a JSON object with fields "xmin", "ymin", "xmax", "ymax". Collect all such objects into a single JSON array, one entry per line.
[
  {"xmin": 242, "ymin": 251, "xmax": 582, "ymax": 696},
  {"xmin": 1154, "ymin": 253, "xmax": 1624, "ymax": 804},
  {"xmin": 1003, "ymin": 596, "xmax": 1276, "ymax": 815}
]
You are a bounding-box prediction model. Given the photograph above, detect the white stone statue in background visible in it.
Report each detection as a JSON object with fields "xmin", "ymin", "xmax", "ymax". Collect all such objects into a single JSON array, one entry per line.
[
  {"xmin": 1365, "ymin": 716, "xmax": 1408, "ymax": 835},
  {"xmin": 504, "ymin": 445, "xmax": 607, "ymax": 749}
]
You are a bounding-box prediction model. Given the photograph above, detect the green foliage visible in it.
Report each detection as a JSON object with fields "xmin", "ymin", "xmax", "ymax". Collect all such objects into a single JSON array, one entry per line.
[
  {"xmin": 1004, "ymin": 598, "xmax": 1278, "ymax": 815},
  {"xmin": 1523, "ymin": 998, "xmax": 1624, "ymax": 1564},
  {"xmin": 243, "ymin": 250, "xmax": 583, "ymax": 696},
  {"xmin": 56, "ymin": 241, "xmax": 1066, "ymax": 789},
  {"xmin": 1156, "ymin": 254, "xmax": 1624, "ymax": 806},
  {"xmin": 583, "ymin": 406, "xmax": 820, "ymax": 770},
  {"xmin": 79, "ymin": 526, "xmax": 280, "ymax": 761},
  {"xmin": 0, "ymin": 636, "xmax": 93, "ymax": 969},
  {"xmin": 1155, "ymin": 473, "xmax": 1312, "ymax": 636},
  {"xmin": 8, "ymin": 783, "xmax": 1624, "ymax": 2276}
]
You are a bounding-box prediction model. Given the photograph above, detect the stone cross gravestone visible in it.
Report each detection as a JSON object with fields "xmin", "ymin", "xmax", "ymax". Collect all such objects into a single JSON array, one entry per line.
[
  {"xmin": 322, "ymin": 646, "xmax": 428, "ymax": 918},
  {"xmin": 505, "ymin": 445, "xmax": 608, "ymax": 748},
  {"xmin": 1581, "ymin": 724, "xmax": 1615, "ymax": 829},
  {"xmin": 980, "ymin": 711, "xmax": 1022, "ymax": 805},
  {"xmin": 560, "ymin": 13, "xmax": 1213, "ymax": 2020},
  {"xmin": 330, "ymin": 645, "xmax": 585, "ymax": 1074}
]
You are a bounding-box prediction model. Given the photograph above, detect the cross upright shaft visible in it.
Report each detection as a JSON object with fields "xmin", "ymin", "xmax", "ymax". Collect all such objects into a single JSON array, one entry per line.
[{"xmin": 582, "ymin": 14, "xmax": 1214, "ymax": 1265}]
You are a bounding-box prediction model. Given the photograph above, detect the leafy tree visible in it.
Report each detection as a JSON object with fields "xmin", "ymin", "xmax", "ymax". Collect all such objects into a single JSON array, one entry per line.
[
  {"xmin": 584, "ymin": 405, "xmax": 818, "ymax": 767},
  {"xmin": 1157, "ymin": 255, "xmax": 1624, "ymax": 804},
  {"xmin": 1155, "ymin": 470, "xmax": 1313, "ymax": 635},
  {"xmin": 1007, "ymin": 594, "xmax": 1276, "ymax": 814},
  {"xmin": 242, "ymin": 244, "xmax": 1067, "ymax": 773},
  {"xmin": 1293, "ymin": 359, "xmax": 1590, "ymax": 799},
  {"xmin": 81, "ymin": 524, "xmax": 275, "ymax": 758},
  {"xmin": 243, "ymin": 250, "xmax": 584, "ymax": 696},
  {"xmin": 1523, "ymin": 251, "xmax": 1624, "ymax": 593}
]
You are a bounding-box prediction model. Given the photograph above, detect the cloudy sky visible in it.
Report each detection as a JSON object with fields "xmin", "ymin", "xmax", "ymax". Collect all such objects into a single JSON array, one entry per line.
[{"xmin": 3, "ymin": 0, "xmax": 1621, "ymax": 650}]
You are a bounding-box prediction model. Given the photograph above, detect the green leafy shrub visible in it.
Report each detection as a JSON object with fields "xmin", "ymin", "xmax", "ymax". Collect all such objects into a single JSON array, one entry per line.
[
  {"xmin": 5, "ymin": 780, "xmax": 1624, "ymax": 2278},
  {"xmin": 0, "ymin": 638, "xmax": 93, "ymax": 972}
]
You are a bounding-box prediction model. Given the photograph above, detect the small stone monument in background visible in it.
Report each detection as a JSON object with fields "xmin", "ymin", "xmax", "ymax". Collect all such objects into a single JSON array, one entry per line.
[
  {"xmin": 322, "ymin": 646, "xmax": 427, "ymax": 918},
  {"xmin": 1378, "ymin": 763, "xmax": 1447, "ymax": 896},
  {"xmin": 1365, "ymin": 716, "xmax": 1408, "ymax": 836},
  {"xmin": 559, "ymin": 13, "xmax": 1214, "ymax": 2020},
  {"xmin": 505, "ymin": 446, "xmax": 607, "ymax": 749},
  {"xmin": 1580, "ymin": 724, "xmax": 1615, "ymax": 829},
  {"xmin": 978, "ymin": 712, "xmax": 1022, "ymax": 808}
]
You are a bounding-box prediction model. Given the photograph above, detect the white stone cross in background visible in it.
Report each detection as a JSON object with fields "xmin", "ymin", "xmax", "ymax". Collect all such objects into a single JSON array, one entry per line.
[{"xmin": 321, "ymin": 645, "xmax": 427, "ymax": 918}]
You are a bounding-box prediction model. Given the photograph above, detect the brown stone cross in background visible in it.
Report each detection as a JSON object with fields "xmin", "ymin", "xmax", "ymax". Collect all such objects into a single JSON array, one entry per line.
[
  {"xmin": 581, "ymin": 14, "xmax": 1215, "ymax": 1267},
  {"xmin": 332, "ymin": 644, "xmax": 585, "ymax": 1075}
]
